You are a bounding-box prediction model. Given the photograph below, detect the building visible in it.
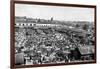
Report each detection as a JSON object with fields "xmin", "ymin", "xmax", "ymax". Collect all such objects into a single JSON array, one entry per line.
[{"xmin": 69, "ymin": 46, "xmax": 94, "ymax": 61}]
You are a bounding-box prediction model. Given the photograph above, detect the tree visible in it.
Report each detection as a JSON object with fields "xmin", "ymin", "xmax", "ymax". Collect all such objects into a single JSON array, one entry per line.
[
  {"xmin": 82, "ymin": 24, "xmax": 89, "ymax": 31},
  {"xmin": 51, "ymin": 17, "xmax": 53, "ymax": 21},
  {"xmin": 76, "ymin": 24, "xmax": 80, "ymax": 28}
]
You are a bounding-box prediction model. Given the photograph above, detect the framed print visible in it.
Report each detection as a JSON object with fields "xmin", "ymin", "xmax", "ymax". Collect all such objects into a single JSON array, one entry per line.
[{"xmin": 10, "ymin": 0, "xmax": 96, "ymax": 69}]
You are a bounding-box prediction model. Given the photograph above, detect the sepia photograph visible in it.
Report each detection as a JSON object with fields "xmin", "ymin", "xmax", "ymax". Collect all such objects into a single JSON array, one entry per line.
[{"xmin": 11, "ymin": 1, "xmax": 96, "ymax": 68}]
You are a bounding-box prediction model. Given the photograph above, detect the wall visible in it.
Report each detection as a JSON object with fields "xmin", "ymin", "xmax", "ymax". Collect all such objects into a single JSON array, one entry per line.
[{"xmin": 0, "ymin": 0, "xmax": 99, "ymax": 69}]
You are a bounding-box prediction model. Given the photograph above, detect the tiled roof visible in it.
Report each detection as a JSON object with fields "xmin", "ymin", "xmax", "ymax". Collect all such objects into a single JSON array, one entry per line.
[{"xmin": 78, "ymin": 46, "xmax": 94, "ymax": 55}]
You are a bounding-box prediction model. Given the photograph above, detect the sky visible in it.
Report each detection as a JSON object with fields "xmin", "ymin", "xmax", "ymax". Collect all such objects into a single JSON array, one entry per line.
[{"xmin": 15, "ymin": 3, "xmax": 94, "ymax": 21}]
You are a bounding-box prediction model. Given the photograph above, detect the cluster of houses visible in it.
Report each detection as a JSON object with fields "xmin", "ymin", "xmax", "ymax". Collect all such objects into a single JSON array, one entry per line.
[{"xmin": 15, "ymin": 16, "xmax": 95, "ymax": 65}]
